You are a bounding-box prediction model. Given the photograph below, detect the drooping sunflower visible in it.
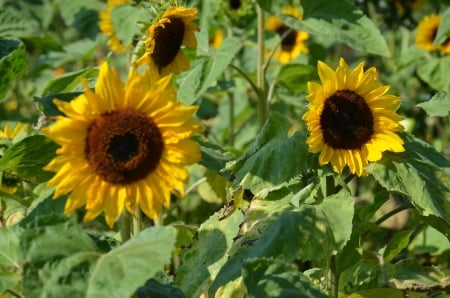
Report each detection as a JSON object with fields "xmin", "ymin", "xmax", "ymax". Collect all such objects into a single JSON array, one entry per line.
[
  {"xmin": 414, "ymin": 14, "xmax": 450, "ymax": 54},
  {"xmin": 99, "ymin": 0, "xmax": 132, "ymax": 53},
  {"xmin": 265, "ymin": 6, "xmax": 309, "ymax": 64},
  {"xmin": 136, "ymin": 6, "xmax": 198, "ymax": 76},
  {"xmin": 302, "ymin": 58, "xmax": 405, "ymax": 176},
  {"xmin": 43, "ymin": 62, "xmax": 203, "ymax": 227}
]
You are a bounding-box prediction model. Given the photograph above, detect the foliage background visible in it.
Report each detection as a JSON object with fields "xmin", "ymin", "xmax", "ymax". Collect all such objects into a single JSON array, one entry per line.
[{"xmin": 0, "ymin": 0, "xmax": 449, "ymax": 297}]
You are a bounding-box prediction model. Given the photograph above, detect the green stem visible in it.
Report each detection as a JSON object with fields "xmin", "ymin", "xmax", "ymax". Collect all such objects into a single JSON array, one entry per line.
[
  {"xmin": 256, "ymin": 4, "xmax": 267, "ymax": 128},
  {"xmin": 328, "ymin": 254, "xmax": 339, "ymax": 298},
  {"xmin": 119, "ymin": 210, "xmax": 132, "ymax": 243},
  {"xmin": 229, "ymin": 64, "xmax": 260, "ymax": 98},
  {"xmin": 374, "ymin": 202, "xmax": 412, "ymax": 226},
  {"xmin": 228, "ymin": 90, "xmax": 235, "ymax": 146}
]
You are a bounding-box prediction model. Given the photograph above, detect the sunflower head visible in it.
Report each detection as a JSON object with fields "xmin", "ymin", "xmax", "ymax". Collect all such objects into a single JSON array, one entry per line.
[
  {"xmin": 135, "ymin": 6, "xmax": 198, "ymax": 76},
  {"xmin": 265, "ymin": 6, "xmax": 309, "ymax": 64},
  {"xmin": 99, "ymin": 0, "xmax": 132, "ymax": 53},
  {"xmin": 43, "ymin": 61, "xmax": 203, "ymax": 227},
  {"xmin": 209, "ymin": 29, "xmax": 224, "ymax": 49},
  {"xmin": 302, "ymin": 58, "xmax": 405, "ymax": 176},
  {"xmin": 414, "ymin": 14, "xmax": 450, "ymax": 54}
]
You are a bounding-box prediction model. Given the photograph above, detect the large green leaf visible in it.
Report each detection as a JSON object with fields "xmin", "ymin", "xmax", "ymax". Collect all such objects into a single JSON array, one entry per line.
[
  {"xmin": 0, "ymin": 39, "xmax": 27, "ymax": 101},
  {"xmin": 178, "ymin": 37, "xmax": 241, "ymax": 104},
  {"xmin": 383, "ymin": 230, "xmax": 413, "ymax": 263},
  {"xmin": 416, "ymin": 91, "xmax": 450, "ymax": 117},
  {"xmin": 434, "ymin": 7, "xmax": 450, "ymax": 46},
  {"xmin": 225, "ymin": 112, "xmax": 309, "ymax": 193},
  {"xmin": 110, "ymin": 4, "xmax": 148, "ymax": 47},
  {"xmin": 282, "ymin": 0, "xmax": 390, "ymax": 57},
  {"xmin": 367, "ymin": 133, "xmax": 450, "ymax": 238},
  {"xmin": 209, "ymin": 189, "xmax": 354, "ymax": 296},
  {"xmin": 243, "ymin": 258, "xmax": 327, "ymax": 298},
  {"xmin": 276, "ymin": 64, "xmax": 316, "ymax": 94},
  {"xmin": 86, "ymin": 226, "xmax": 176, "ymax": 298},
  {"xmin": 176, "ymin": 210, "xmax": 244, "ymax": 298},
  {"xmin": 193, "ymin": 135, "xmax": 235, "ymax": 177},
  {"xmin": 417, "ymin": 55, "xmax": 450, "ymax": 91},
  {"xmin": 0, "ymin": 8, "xmax": 39, "ymax": 38},
  {"xmin": 42, "ymin": 67, "xmax": 98, "ymax": 96},
  {"xmin": 0, "ymin": 135, "xmax": 59, "ymax": 184},
  {"xmin": 0, "ymin": 228, "xmax": 20, "ymax": 268}
]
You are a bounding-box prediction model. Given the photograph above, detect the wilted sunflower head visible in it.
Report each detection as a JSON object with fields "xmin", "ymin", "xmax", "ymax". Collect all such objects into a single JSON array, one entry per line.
[
  {"xmin": 43, "ymin": 61, "xmax": 203, "ymax": 227},
  {"xmin": 414, "ymin": 14, "xmax": 450, "ymax": 54},
  {"xmin": 265, "ymin": 6, "xmax": 309, "ymax": 64},
  {"xmin": 135, "ymin": 6, "xmax": 198, "ymax": 76},
  {"xmin": 99, "ymin": 0, "xmax": 132, "ymax": 53},
  {"xmin": 302, "ymin": 58, "xmax": 405, "ymax": 176}
]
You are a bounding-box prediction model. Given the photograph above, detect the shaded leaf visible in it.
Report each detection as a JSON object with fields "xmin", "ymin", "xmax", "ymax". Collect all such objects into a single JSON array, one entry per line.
[
  {"xmin": 42, "ymin": 66, "xmax": 98, "ymax": 96},
  {"xmin": 0, "ymin": 228, "xmax": 20, "ymax": 268},
  {"xmin": 243, "ymin": 258, "xmax": 327, "ymax": 298},
  {"xmin": 176, "ymin": 210, "xmax": 244, "ymax": 298},
  {"xmin": 0, "ymin": 135, "xmax": 59, "ymax": 183},
  {"xmin": 434, "ymin": 7, "xmax": 450, "ymax": 46},
  {"xmin": 0, "ymin": 39, "xmax": 27, "ymax": 101},
  {"xmin": 417, "ymin": 56, "xmax": 450, "ymax": 90},
  {"xmin": 346, "ymin": 288, "xmax": 403, "ymax": 298},
  {"xmin": 178, "ymin": 37, "xmax": 241, "ymax": 104},
  {"xmin": 226, "ymin": 112, "xmax": 309, "ymax": 193},
  {"xmin": 0, "ymin": 8, "xmax": 39, "ymax": 38},
  {"xmin": 283, "ymin": 0, "xmax": 390, "ymax": 57},
  {"xmin": 36, "ymin": 92, "xmax": 84, "ymax": 116},
  {"xmin": 194, "ymin": 135, "xmax": 235, "ymax": 177},
  {"xmin": 86, "ymin": 226, "xmax": 176, "ymax": 298},
  {"xmin": 367, "ymin": 133, "xmax": 450, "ymax": 238},
  {"xmin": 276, "ymin": 64, "xmax": 316, "ymax": 94},
  {"xmin": 417, "ymin": 91, "xmax": 450, "ymax": 117},
  {"xmin": 383, "ymin": 230, "xmax": 413, "ymax": 263}
]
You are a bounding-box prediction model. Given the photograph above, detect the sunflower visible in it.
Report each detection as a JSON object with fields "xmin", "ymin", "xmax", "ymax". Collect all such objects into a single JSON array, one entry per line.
[
  {"xmin": 99, "ymin": 0, "xmax": 132, "ymax": 53},
  {"xmin": 43, "ymin": 62, "xmax": 203, "ymax": 227},
  {"xmin": 209, "ymin": 29, "xmax": 224, "ymax": 49},
  {"xmin": 414, "ymin": 14, "xmax": 450, "ymax": 53},
  {"xmin": 265, "ymin": 6, "xmax": 309, "ymax": 64},
  {"xmin": 136, "ymin": 6, "xmax": 198, "ymax": 76},
  {"xmin": 302, "ymin": 58, "xmax": 405, "ymax": 176}
]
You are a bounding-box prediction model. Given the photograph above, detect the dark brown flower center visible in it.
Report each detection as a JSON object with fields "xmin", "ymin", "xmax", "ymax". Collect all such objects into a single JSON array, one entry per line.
[
  {"xmin": 320, "ymin": 90, "xmax": 374, "ymax": 150},
  {"xmin": 276, "ymin": 24, "xmax": 297, "ymax": 51},
  {"xmin": 86, "ymin": 108, "xmax": 164, "ymax": 185},
  {"xmin": 151, "ymin": 17, "xmax": 185, "ymax": 72}
]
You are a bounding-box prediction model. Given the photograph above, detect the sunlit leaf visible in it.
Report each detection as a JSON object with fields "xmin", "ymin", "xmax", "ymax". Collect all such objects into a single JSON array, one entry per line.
[
  {"xmin": 346, "ymin": 288, "xmax": 403, "ymax": 298},
  {"xmin": 243, "ymin": 258, "xmax": 327, "ymax": 298},
  {"xmin": 0, "ymin": 228, "xmax": 20, "ymax": 268},
  {"xmin": 367, "ymin": 133, "xmax": 450, "ymax": 238},
  {"xmin": 209, "ymin": 189, "xmax": 354, "ymax": 296},
  {"xmin": 0, "ymin": 39, "xmax": 27, "ymax": 101},
  {"xmin": 225, "ymin": 112, "xmax": 309, "ymax": 193},
  {"xmin": 434, "ymin": 7, "xmax": 450, "ymax": 46},
  {"xmin": 417, "ymin": 55, "xmax": 450, "ymax": 91},
  {"xmin": 0, "ymin": 135, "xmax": 59, "ymax": 183},
  {"xmin": 111, "ymin": 4, "xmax": 148, "ymax": 47},
  {"xmin": 42, "ymin": 67, "xmax": 98, "ymax": 96},
  {"xmin": 276, "ymin": 64, "xmax": 316, "ymax": 94},
  {"xmin": 176, "ymin": 210, "xmax": 244, "ymax": 298},
  {"xmin": 416, "ymin": 91, "xmax": 450, "ymax": 117},
  {"xmin": 0, "ymin": 8, "xmax": 39, "ymax": 38},
  {"xmin": 283, "ymin": 0, "xmax": 390, "ymax": 57},
  {"xmin": 178, "ymin": 37, "xmax": 241, "ymax": 104}
]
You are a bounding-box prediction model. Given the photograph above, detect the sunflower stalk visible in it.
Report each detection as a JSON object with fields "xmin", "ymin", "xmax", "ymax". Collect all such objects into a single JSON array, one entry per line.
[
  {"xmin": 119, "ymin": 210, "xmax": 133, "ymax": 243},
  {"xmin": 256, "ymin": 4, "xmax": 268, "ymax": 128},
  {"xmin": 325, "ymin": 175, "xmax": 339, "ymax": 298}
]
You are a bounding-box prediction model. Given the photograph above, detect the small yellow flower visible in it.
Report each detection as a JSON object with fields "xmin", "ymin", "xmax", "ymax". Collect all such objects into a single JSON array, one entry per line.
[
  {"xmin": 265, "ymin": 6, "xmax": 309, "ymax": 64},
  {"xmin": 303, "ymin": 58, "xmax": 405, "ymax": 176},
  {"xmin": 136, "ymin": 6, "xmax": 198, "ymax": 76},
  {"xmin": 415, "ymin": 14, "xmax": 450, "ymax": 54},
  {"xmin": 43, "ymin": 62, "xmax": 203, "ymax": 227},
  {"xmin": 99, "ymin": 0, "xmax": 132, "ymax": 53}
]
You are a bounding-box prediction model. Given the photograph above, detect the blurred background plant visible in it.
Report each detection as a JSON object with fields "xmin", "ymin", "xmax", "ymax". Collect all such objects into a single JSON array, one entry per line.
[{"xmin": 0, "ymin": 0, "xmax": 449, "ymax": 297}]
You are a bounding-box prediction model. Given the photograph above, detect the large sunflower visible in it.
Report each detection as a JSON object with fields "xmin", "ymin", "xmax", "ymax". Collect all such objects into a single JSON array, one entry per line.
[
  {"xmin": 265, "ymin": 7, "xmax": 309, "ymax": 64},
  {"xmin": 414, "ymin": 14, "xmax": 450, "ymax": 54},
  {"xmin": 302, "ymin": 58, "xmax": 405, "ymax": 176},
  {"xmin": 136, "ymin": 6, "xmax": 198, "ymax": 76},
  {"xmin": 99, "ymin": 0, "xmax": 132, "ymax": 53},
  {"xmin": 43, "ymin": 62, "xmax": 203, "ymax": 227}
]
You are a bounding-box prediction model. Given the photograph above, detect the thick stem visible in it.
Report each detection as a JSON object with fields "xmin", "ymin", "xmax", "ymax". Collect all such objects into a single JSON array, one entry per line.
[
  {"xmin": 256, "ymin": 4, "xmax": 267, "ymax": 128},
  {"xmin": 374, "ymin": 202, "xmax": 412, "ymax": 226},
  {"xmin": 328, "ymin": 254, "xmax": 339, "ymax": 298},
  {"xmin": 119, "ymin": 210, "xmax": 132, "ymax": 243}
]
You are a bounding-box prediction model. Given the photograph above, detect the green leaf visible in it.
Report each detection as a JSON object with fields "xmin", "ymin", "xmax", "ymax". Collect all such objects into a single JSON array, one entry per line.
[
  {"xmin": 383, "ymin": 230, "xmax": 413, "ymax": 263},
  {"xmin": 194, "ymin": 135, "xmax": 235, "ymax": 177},
  {"xmin": 137, "ymin": 278, "xmax": 185, "ymax": 298},
  {"xmin": 111, "ymin": 4, "xmax": 148, "ymax": 47},
  {"xmin": 0, "ymin": 228, "xmax": 20, "ymax": 268},
  {"xmin": 367, "ymin": 133, "xmax": 450, "ymax": 237},
  {"xmin": 256, "ymin": 0, "xmax": 272, "ymax": 11},
  {"xmin": 346, "ymin": 288, "xmax": 403, "ymax": 298},
  {"xmin": 0, "ymin": 135, "xmax": 59, "ymax": 183},
  {"xmin": 0, "ymin": 8, "xmax": 39, "ymax": 38},
  {"xmin": 226, "ymin": 112, "xmax": 309, "ymax": 193},
  {"xmin": 87, "ymin": 226, "xmax": 176, "ymax": 298},
  {"xmin": 0, "ymin": 39, "xmax": 27, "ymax": 101},
  {"xmin": 434, "ymin": 7, "xmax": 450, "ymax": 46},
  {"xmin": 276, "ymin": 64, "xmax": 316, "ymax": 94},
  {"xmin": 59, "ymin": 0, "xmax": 104, "ymax": 25},
  {"xmin": 178, "ymin": 37, "xmax": 241, "ymax": 104},
  {"xmin": 209, "ymin": 189, "xmax": 354, "ymax": 296},
  {"xmin": 417, "ymin": 55, "xmax": 450, "ymax": 91},
  {"xmin": 42, "ymin": 66, "xmax": 98, "ymax": 96},
  {"xmin": 243, "ymin": 258, "xmax": 327, "ymax": 298},
  {"xmin": 284, "ymin": 0, "xmax": 390, "ymax": 57},
  {"xmin": 416, "ymin": 91, "xmax": 450, "ymax": 117},
  {"xmin": 176, "ymin": 210, "xmax": 244, "ymax": 298}
]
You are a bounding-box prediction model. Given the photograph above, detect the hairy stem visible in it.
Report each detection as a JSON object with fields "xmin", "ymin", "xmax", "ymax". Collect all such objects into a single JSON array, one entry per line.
[{"xmin": 256, "ymin": 4, "xmax": 268, "ymax": 128}]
